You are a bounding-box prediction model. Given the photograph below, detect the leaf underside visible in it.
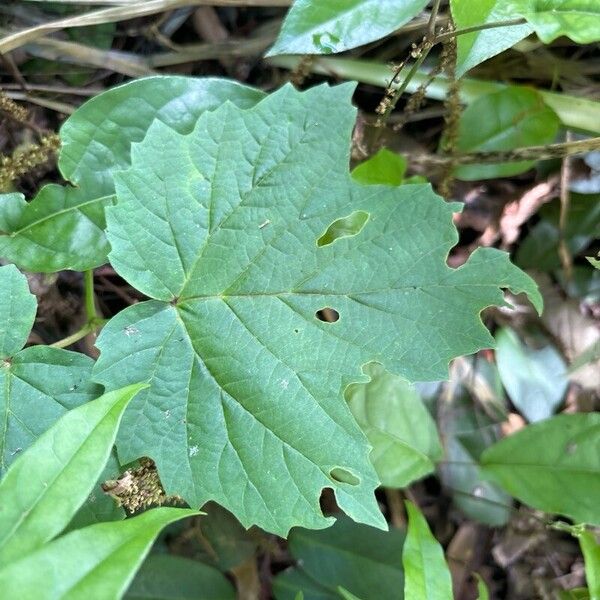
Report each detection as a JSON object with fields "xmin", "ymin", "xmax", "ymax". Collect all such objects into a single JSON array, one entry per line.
[{"xmin": 93, "ymin": 82, "xmax": 541, "ymax": 536}]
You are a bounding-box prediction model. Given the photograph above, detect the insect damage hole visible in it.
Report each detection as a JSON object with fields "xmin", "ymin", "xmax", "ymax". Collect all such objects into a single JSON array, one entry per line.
[
  {"xmin": 329, "ymin": 467, "xmax": 360, "ymax": 486},
  {"xmin": 316, "ymin": 307, "xmax": 339, "ymax": 322},
  {"xmin": 317, "ymin": 211, "xmax": 369, "ymax": 247}
]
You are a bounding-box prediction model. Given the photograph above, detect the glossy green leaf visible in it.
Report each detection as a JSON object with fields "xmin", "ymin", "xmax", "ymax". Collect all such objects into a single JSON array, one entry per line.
[
  {"xmin": 481, "ymin": 413, "xmax": 600, "ymax": 524},
  {"xmin": 403, "ymin": 501, "xmax": 453, "ymax": 600},
  {"xmin": 267, "ymin": 0, "xmax": 429, "ymax": 56},
  {"xmin": 274, "ymin": 516, "xmax": 405, "ymax": 600},
  {"xmin": 495, "ymin": 327, "xmax": 567, "ymax": 423},
  {"xmin": 0, "ymin": 265, "xmax": 101, "ymax": 475},
  {"xmin": 346, "ymin": 363, "xmax": 442, "ymax": 487},
  {"xmin": 351, "ymin": 148, "xmax": 407, "ymax": 186},
  {"xmin": 0, "ymin": 77, "xmax": 264, "ymax": 273},
  {"xmin": 0, "ymin": 263, "xmax": 36, "ymax": 358},
  {"xmin": 94, "ymin": 82, "xmax": 540, "ymax": 536},
  {"xmin": 126, "ymin": 554, "xmax": 235, "ymax": 600},
  {"xmin": 453, "ymin": 88, "xmax": 560, "ymax": 180},
  {"xmin": 0, "ymin": 384, "xmax": 144, "ymax": 565},
  {"xmin": 578, "ymin": 530, "xmax": 600, "ymax": 600},
  {"xmin": 451, "ymin": 0, "xmax": 533, "ymax": 77},
  {"xmin": 0, "ymin": 507, "xmax": 197, "ymax": 600},
  {"xmin": 507, "ymin": 0, "xmax": 600, "ymax": 44}
]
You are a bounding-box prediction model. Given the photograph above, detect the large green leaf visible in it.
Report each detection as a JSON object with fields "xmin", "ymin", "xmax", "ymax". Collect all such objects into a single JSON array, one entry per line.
[
  {"xmin": 273, "ymin": 516, "xmax": 405, "ymax": 600},
  {"xmin": 0, "ymin": 507, "xmax": 197, "ymax": 600},
  {"xmin": 403, "ymin": 501, "xmax": 453, "ymax": 600},
  {"xmin": 0, "ymin": 265, "xmax": 101, "ymax": 475},
  {"xmin": 0, "ymin": 77, "xmax": 264, "ymax": 273},
  {"xmin": 495, "ymin": 327, "xmax": 567, "ymax": 423},
  {"xmin": 507, "ymin": 0, "xmax": 600, "ymax": 44},
  {"xmin": 453, "ymin": 88, "xmax": 560, "ymax": 180},
  {"xmin": 93, "ymin": 82, "xmax": 541, "ymax": 535},
  {"xmin": 480, "ymin": 413, "xmax": 600, "ymax": 524},
  {"xmin": 451, "ymin": 0, "xmax": 533, "ymax": 77},
  {"xmin": 346, "ymin": 363, "xmax": 442, "ymax": 488},
  {"xmin": 0, "ymin": 384, "xmax": 144, "ymax": 565},
  {"xmin": 267, "ymin": 0, "xmax": 429, "ymax": 56},
  {"xmin": 126, "ymin": 554, "xmax": 236, "ymax": 600}
]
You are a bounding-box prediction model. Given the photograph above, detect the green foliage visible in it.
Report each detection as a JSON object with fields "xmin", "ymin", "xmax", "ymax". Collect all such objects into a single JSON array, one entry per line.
[
  {"xmin": 273, "ymin": 516, "xmax": 405, "ymax": 600},
  {"xmin": 126, "ymin": 555, "xmax": 236, "ymax": 600},
  {"xmin": 507, "ymin": 0, "xmax": 600, "ymax": 44},
  {"xmin": 451, "ymin": 0, "xmax": 533, "ymax": 77},
  {"xmin": 0, "ymin": 77, "xmax": 264, "ymax": 273},
  {"xmin": 4, "ymin": 2, "xmax": 599, "ymax": 588},
  {"xmin": 402, "ymin": 501, "xmax": 453, "ymax": 600},
  {"xmin": 0, "ymin": 384, "xmax": 143, "ymax": 564},
  {"xmin": 0, "ymin": 508, "xmax": 196, "ymax": 600},
  {"xmin": 346, "ymin": 363, "xmax": 442, "ymax": 487},
  {"xmin": 351, "ymin": 148, "xmax": 407, "ymax": 186},
  {"xmin": 0, "ymin": 265, "xmax": 101, "ymax": 475},
  {"xmin": 475, "ymin": 573, "xmax": 490, "ymax": 600},
  {"xmin": 91, "ymin": 82, "xmax": 540, "ymax": 536},
  {"xmin": 481, "ymin": 414, "xmax": 600, "ymax": 524},
  {"xmin": 495, "ymin": 327, "xmax": 567, "ymax": 422},
  {"xmin": 0, "ymin": 381, "xmax": 196, "ymax": 599},
  {"xmin": 268, "ymin": 0, "xmax": 429, "ymax": 56},
  {"xmin": 453, "ymin": 88, "xmax": 560, "ymax": 180}
]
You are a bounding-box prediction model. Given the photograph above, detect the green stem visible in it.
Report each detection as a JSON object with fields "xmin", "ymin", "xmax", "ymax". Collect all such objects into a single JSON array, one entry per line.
[
  {"xmin": 50, "ymin": 320, "xmax": 107, "ymax": 349},
  {"xmin": 83, "ymin": 269, "xmax": 97, "ymax": 322},
  {"xmin": 268, "ymin": 56, "xmax": 600, "ymax": 134},
  {"xmin": 435, "ymin": 17, "xmax": 527, "ymax": 43}
]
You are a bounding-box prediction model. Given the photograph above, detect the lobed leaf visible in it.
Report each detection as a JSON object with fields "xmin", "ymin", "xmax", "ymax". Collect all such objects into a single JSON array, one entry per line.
[
  {"xmin": 267, "ymin": 0, "xmax": 429, "ymax": 56},
  {"xmin": 0, "ymin": 384, "xmax": 144, "ymax": 565},
  {"xmin": 94, "ymin": 82, "xmax": 541, "ymax": 535},
  {"xmin": 480, "ymin": 413, "xmax": 600, "ymax": 524},
  {"xmin": 0, "ymin": 507, "xmax": 197, "ymax": 600}
]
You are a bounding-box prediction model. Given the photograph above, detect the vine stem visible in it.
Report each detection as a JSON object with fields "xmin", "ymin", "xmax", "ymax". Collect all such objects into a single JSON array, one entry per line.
[
  {"xmin": 51, "ymin": 270, "xmax": 105, "ymax": 349},
  {"xmin": 50, "ymin": 319, "xmax": 107, "ymax": 349},
  {"xmin": 84, "ymin": 269, "xmax": 98, "ymax": 322},
  {"xmin": 435, "ymin": 17, "xmax": 528, "ymax": 43}
]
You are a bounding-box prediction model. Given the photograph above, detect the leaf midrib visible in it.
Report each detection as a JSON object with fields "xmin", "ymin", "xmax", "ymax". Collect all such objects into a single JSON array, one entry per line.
[{"xmin": 6, "ymin": 193, "xmax": 113, "ymax": 238}]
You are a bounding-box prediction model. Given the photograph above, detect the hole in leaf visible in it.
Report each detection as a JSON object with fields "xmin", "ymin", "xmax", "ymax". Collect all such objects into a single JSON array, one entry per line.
[
  {"xmin": 317, "ymin": 211, "xmax": 369, "ymax": 247},
  {"xmin": 316, "ymin": 308, "xmax": 339, "ymax": 322},
  {"xmin": 329, "ymin": 467, "xmax": 360, "ymax": 486}
]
